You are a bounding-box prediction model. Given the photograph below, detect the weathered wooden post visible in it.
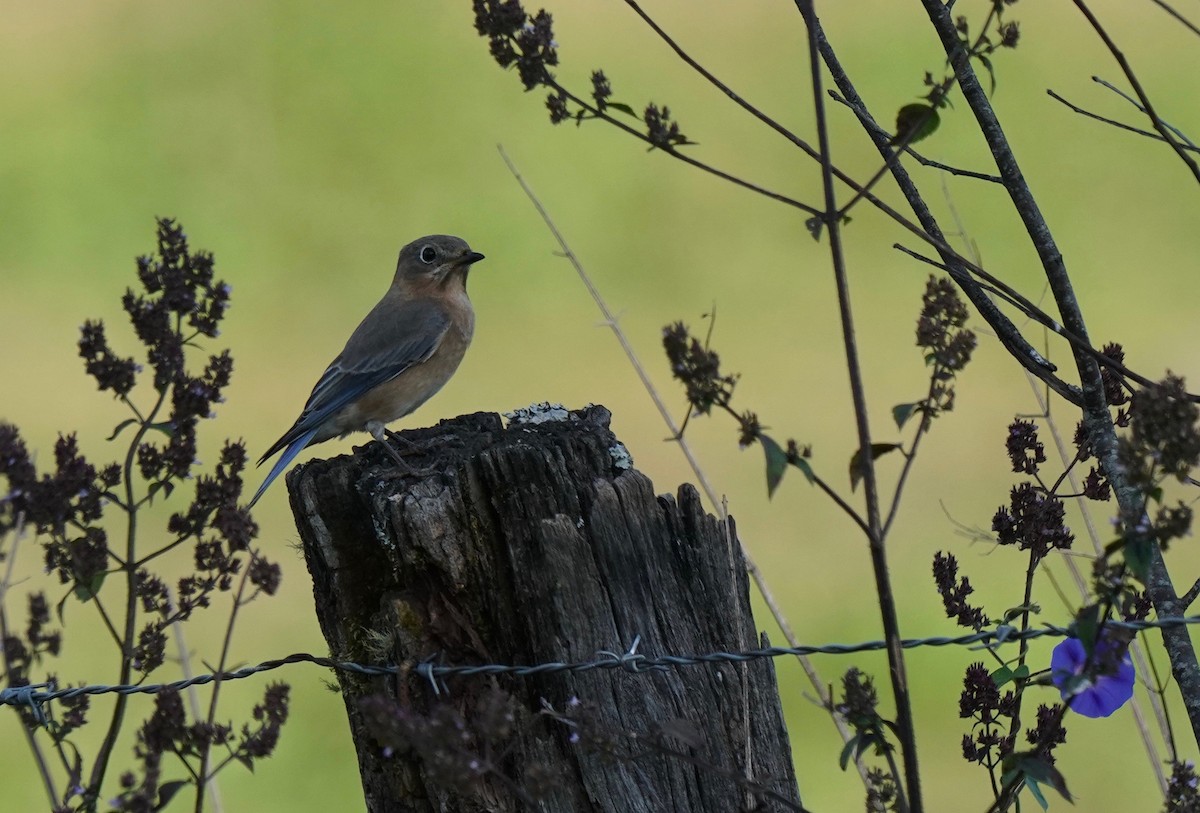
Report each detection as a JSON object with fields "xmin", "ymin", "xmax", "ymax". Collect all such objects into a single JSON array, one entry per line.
[{"xmin": 289, "ymin": 404, "xmax": 802, "ymax": 811}]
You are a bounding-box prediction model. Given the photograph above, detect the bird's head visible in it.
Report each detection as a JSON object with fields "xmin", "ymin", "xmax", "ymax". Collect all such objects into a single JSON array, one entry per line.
[{"xmin": 394, "ymin": 235, "xmax": 485, "ymax": 292}]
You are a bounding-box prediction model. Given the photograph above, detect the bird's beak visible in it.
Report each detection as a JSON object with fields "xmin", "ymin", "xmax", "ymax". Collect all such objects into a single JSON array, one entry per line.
[{"xmin": 460, "ymin": 251, "xmax": 485, "ymax": 266}]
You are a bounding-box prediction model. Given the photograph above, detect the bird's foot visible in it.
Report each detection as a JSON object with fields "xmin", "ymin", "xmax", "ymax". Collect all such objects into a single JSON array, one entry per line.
[{"xmin": 376, "ymin": 430, "xmax": 440, "ymax": 478}]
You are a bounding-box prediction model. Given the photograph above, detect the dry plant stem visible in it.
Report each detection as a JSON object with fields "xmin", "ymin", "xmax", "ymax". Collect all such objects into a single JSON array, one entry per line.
[
  {"xmin": 88, "ymin": 383, "xmax": 171, "ymax": 806},
  {"xmin": 494, "ymin": 144, "xmax": 870, "ymax": 783},
  {"xmin": 172, "ymin": 615, "xmax": 225, "ymax": 813},
  {"xmin": 920, "ymin": 0, "xmax": 1200, "ymax": 748},
  {"xmin": 0, "ymin": 522, "xmax": 60, "ymax": 805},
  {"xmin": 1070, "ymin": 0, "xmax": 1200, "ymax": 182},
  {"xmin": 882, "ymin": 375, "xmax": 939, "ymax": 540},
  {"xmin": 194, "ymin": 558, "xmax": 255, "ymax": 813},
  {"xmin": 797, "ymin": 2, "xmax": 920, "ymax": 810},
  {"xmin": 1046, "ymin": 90, "xmax": 1200, "ymax": 153}
]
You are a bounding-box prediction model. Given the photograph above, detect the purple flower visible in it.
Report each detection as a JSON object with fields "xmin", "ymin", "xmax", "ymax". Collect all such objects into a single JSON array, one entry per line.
[{"xmin": 1050, "ymin": 635, "xmax": 1134, "ymax": 718}]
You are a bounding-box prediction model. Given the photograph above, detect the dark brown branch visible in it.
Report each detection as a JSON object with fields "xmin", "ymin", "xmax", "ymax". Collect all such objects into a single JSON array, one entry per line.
[{"xmin": 796, "ymin": 2, "xmax": 921, "ymax": 810}]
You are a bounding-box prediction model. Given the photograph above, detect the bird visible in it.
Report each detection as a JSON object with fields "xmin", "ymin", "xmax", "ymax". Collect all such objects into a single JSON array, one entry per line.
[{"xmin": 248, "ymin": 234, "xmax": 485, "ymax": 508}]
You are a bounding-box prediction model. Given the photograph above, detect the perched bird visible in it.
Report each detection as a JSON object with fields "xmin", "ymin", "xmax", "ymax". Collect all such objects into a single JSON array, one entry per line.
[{"xmin": 249, "ymin": 235, "xmax": 485, "ymax": 507}]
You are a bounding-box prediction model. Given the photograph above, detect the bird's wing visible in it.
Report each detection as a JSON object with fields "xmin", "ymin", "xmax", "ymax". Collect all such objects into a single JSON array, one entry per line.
[{"xmin": 257, "ymin": 296, "xmax": 451, "ymax": 465}]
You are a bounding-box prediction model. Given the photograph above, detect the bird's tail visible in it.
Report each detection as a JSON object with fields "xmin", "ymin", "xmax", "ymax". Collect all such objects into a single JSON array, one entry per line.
[{"xmin": 247, "ymin": 427, "xmax": 319, "ymax": 509}]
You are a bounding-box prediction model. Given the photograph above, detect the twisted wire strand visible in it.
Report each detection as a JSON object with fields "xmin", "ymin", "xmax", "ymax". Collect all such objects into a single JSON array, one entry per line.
[{"xmin": 4, "ymin": 616, "xmax": 1197, "ymax": 722}]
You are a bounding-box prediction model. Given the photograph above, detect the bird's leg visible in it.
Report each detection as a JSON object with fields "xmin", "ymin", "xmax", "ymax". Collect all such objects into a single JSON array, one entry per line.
[
  {"xmin": 383, "ymin": 428, "xmax": 420, "ymax": 454},
  {"xmin": 369, "ymin": 422, "xmax": 439, "ymax": 478},
  {"xmin": 368, "ymin": 422, "xmax": 414, "ymax": 472}
]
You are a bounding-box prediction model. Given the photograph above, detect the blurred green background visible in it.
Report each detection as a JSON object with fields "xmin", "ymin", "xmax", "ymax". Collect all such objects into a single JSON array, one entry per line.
[{"xmin": 2, "ymin": 1, "xmax": 1199, "ymax": 810}]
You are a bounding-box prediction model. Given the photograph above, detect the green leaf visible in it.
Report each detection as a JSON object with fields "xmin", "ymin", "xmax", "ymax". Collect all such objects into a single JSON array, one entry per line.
[
  {"xmin": 849, "ymin": 443, "xmax": 902, "ymax": 491},
  {"xmin": 73, "ymin": 571, "xmax": 106, "ymax": 603},
  {"xmin": 155, "ymin": 781, "xmax": 188, "ymax": 812},
  {"xmin": 892, "ymin": 402, "xmax": 921, "ymax": 430},
  {"xmin": 106, "ymin": 418, "xmax": 138, "ymax": 442},
  {"xmin": 1073, "ymin": 603, "xmax": 1101, "ymax": 653},
  {"xmin": 606, "ymin": 101, "xmax": 637, "ymax": 117},
  {"xmin": 893, "ymin": 103, "xmax": 941, "ymax": 145},
  {"xmin": 1124, "ymin": 537, "xmax": 1153, "ymax": 583},
  {"xmin": 1018, "ymin": 754, "xmax": 1072, "ymax": 803},
  {"xmin": 977, "ymin": 53, "xmax": 997, "ymax": 97},
  {"xmin": 147, "ymin": 480, "xmax": 175, "ymax": 502},
  {"xmin": 1012, "ymin": 664, "xmax": 1031, "ymax": 681},
  {"xmin": 992, "ymin": 665, "xmax": 1015, "ymax": 688},
  {"xmin": 1025, "ymin": 779, "xmax": 1049, "ymax": 811},
  {"xmin": 147, "ymin": 421, "xmax": 175, "ymax": 438},
  {"xmin": 805, "ymin": 215, "xmax": 824, "ymax": 241},
  {"xmin": 760, "ymin": 435, "xmax": 788, "ymax": 499},
  {"xmin": 839, "ymin": 734, "xmax": 860, "ymax": 771},
  {"xmin": 790, "ymin": 456, "xmax": 816, "ymax": 485},
  {"xmin": 1001, "ymin": 603, "xmax": 1041, "ymax": 624}
]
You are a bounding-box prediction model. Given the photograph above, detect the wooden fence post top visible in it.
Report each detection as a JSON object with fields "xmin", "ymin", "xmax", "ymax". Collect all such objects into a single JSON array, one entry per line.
[{"xmin": 288, "ymin": 404, "xmax": 802, "ymax": 812}]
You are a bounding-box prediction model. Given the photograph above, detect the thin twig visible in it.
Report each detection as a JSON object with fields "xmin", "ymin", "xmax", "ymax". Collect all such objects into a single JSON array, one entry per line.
[
  {"xmin": 495, "ymin": 143, "xmax": 869, "ymax": 783},
  {"xmin": 171, "ymin": 609, "xmax": 224, "ymax": 813},
  {"xmin": 1071, "ymin": 0, "xmax": 1200, "ymax": 181},
  {"xmin": 797, "ymin": 2, "xmax": 920, "ymax": 810},
  {"xmin": 0, "ymin": 518, "xmax": 60, "ymax": 805},
  {"xmin": 1093, "ymin": 76, "xmax": 1198, "ymax": 149},
  {"xmin": 1046, "ymin": 89, "xmax": 1200, "ymax": 153},
  {"xmin": 1149, "ymin": 0, "xmax": 1200, "ymax": 36}
]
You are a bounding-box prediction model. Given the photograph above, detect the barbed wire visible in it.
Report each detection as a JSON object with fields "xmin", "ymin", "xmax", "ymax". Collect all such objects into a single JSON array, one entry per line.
[{"xmin": 4, "ymin": 615, "xmax": 1199, "ymax": 725}]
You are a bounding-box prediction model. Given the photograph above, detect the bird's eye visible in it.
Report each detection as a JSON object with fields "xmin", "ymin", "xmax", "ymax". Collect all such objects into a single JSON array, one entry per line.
[{"xmin": 419, "ymin": 245, "xmax": 438, "ymax": 264}]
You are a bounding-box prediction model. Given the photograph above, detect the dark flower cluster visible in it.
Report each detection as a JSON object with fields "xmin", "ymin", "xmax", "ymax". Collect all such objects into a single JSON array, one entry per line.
[
  {"xmin": 591, "ymin": 70, "xmax": 612, "ymax": 111},
  {"xmin": 644, "ymin": 104, "xmax": 689, "ymax": 150},
  {"xmin": 1024, "ymin": 703, "xmax": 1067, "ymax": 764},
  {"xmin": 1081, "ymin": 465, "xmax": 1111, "ymax": 501},
  {"xmin": 992, "ymin": 482, "xmax": 1073, "ymax": 560},
  {"xmin": 662, "ymin": 322, "xmax": 738, "ymax": 416},
  {"xmin": 1005, "ymin": 419, "xmax": 1045, "ymax": 475},
  {"xmin": 360, "ymin": 688, "xmax": 558, "ymax": 802},
  {"xmin": 79, "ymin": 320, "xmax": 139, "ymax": 397},
  {"xmin": 932, "ymin": 552, "xmax": 989, "ymax": 631},
  {"xmin": 1122, "ymin": 374, "xmax": 1200, "ymax": 484},
  {"xmin": 1153, "ymin": 502, "xmax": 1193, "ymax": 551},
  {"xmin": 111, "ymin": 683, "xmax": 289, "ymax": 811},
  {"xmin": 837, "ymin": 667, "xmax": 881, "ymax": 728},
  {"xmin": 0, "ymin": 429, "xmax": 120, "ymax": 590},
  {"xmin": 958, "ymin": 662, "xmax": 1015, "ymax": 767},
  {"xmin": 472, "ymin": 0, "xmax": 695, "ymax": 151},
  {"xmin": 546, "ymin": 89, "xmax": 569, "ymax": 124},
  {"xmin": 0, "ymin": 428, "xmax": 116, "ymax": 537},
  {"xmin": 472, "ymin": 0, "xmax": 558, "ymax": 91},
  {"xmin": 1099, "ymin": 342, "xmax": 1130, "ymax": 407},
  {"xmin": 1070, "ymin": 421, "xmax": 1112, "ymax": 500},
  {"xmin": 1165, "ymin": 759, "xmax": 1200, "ymax": 813},
  {"xmin": 997, "ymin": 20, "xmax": 1020, "ymax": 48},
  {"xmin": 865, "ymin": 767, "xmax": 900, "ymax": 813},
  {"xmin": 1, "ymin": 592, "xmax": 65, "ymax": 728},
  {"xmin": 1090, "ymin": 560, "xmax": 1150, "ymax": 620},
  {"xmin": 915, "ymin": 275, "xmax": 976, "ymax": 414}
]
